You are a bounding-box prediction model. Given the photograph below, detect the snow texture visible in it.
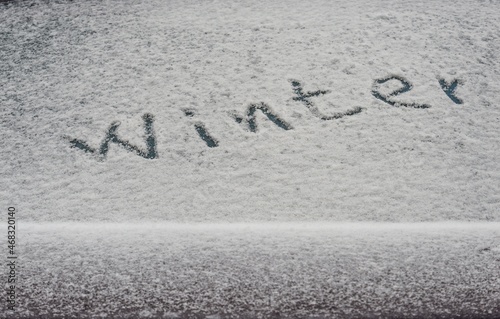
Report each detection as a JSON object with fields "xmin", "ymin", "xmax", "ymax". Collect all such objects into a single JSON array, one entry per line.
[
  {"xmin": 1, "ymin": 0, "xmax": 500, "ymax": 222},
  {"xmin": 1, "ymin": 0, "xmax": 500, "ymax": 317},
  {"xmin": 6, "ymin": 222, "xmax": 500, "ymax": 318}
]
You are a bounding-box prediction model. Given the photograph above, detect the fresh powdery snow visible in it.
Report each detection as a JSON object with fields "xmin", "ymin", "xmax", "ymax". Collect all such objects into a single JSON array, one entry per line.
[
  {"xmin": 13, "ymin": 223, "xmax": 500, "ymax": 318},
  {"xmin": 1, "ymin": 0, "xmax": 500, "ymax": 317}
]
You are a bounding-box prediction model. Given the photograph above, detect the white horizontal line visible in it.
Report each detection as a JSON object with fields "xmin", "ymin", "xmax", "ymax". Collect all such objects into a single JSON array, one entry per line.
[{"xmin": 19, "ymin": 221, "xmax": 500, "ymax": 231}]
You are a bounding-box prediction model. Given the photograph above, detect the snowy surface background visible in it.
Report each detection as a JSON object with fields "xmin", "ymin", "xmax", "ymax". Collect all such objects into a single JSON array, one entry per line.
[
  {"xmin": 1, "ymin": 0, "xmax": 499, "ymax": 222},
  {"xmin": 1, "ymin": 0, "xmax": 500, "ymax": 317},
  {"xmin": 13, "ymin": 223, "xmax": 500, "ymax": 318}
]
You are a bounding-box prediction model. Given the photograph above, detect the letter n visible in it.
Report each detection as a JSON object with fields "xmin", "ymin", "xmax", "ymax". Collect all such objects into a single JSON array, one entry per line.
[{"xmin": 234, "ymin": 103, "xmax": 292, "ymax": 133}]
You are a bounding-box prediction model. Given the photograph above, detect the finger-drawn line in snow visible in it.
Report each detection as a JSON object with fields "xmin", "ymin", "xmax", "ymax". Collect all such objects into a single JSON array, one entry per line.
[
  {"xmin": 67, "ymin": 77, "xmax": 464, "ymax": 159},
  {"xmin": 68, "ymin": 113, "xmax": 158, "ymax": 160},
  {"xmin": 372, "ymin": 76, "xmax": 431, "ymax": 109},
  {"xmin": 233, "ymin": 102, "xmax": 292, "ymax": 132},
  {"xmin": 183, "ymin": 109, "xmax": 219, "ymax": 148},
  {"xmin": 290, "ymin": 80, "xmax": 362, "ymax": 119},
  {"xmin": 439, "ymin": 78, "xmax": 463, "ymax": 104}
]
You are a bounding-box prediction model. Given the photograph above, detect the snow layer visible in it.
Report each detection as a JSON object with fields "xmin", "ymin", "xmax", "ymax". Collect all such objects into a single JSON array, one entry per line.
[
  {"xmin": 2, "ymin": 0, "xmax": 500, "ymax": 317},
  {"xmin": 6, "ymin": 222, "xmax": 500, "ymax": 318},
  {"xmin": 1, "ymin": 0, "xmax": 500, "ymax": 222}
]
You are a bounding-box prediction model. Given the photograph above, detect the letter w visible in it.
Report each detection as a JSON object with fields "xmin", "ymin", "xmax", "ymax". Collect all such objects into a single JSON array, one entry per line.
[{"xmin": 69, "ymin": 113, "xmax": 158, "ymax": 160}]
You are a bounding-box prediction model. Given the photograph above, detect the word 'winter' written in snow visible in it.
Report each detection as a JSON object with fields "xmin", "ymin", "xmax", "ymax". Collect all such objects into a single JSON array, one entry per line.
[{"xmin": 69, "ymin": 76, "xmax": 463, "ymax": 160}]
